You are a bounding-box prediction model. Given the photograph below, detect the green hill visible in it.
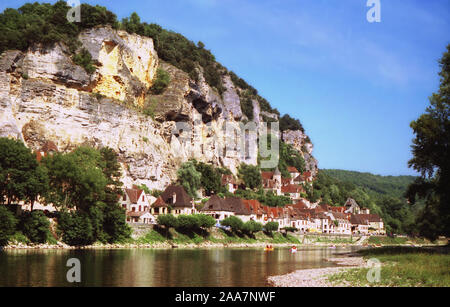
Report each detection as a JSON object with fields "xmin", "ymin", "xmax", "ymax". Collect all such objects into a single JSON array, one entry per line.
[
  {"xmin": 320, "ymin": 169, "xmax": 417, "ymax": 199},
  {"xmin": 308, "ymin": 169, "xmax": 421, "ymax": 235}
]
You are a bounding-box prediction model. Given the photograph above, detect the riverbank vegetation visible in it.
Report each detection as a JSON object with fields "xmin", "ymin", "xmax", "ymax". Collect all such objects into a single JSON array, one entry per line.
[
  {"xmin": 135, "ymin": 226, "xmax": 299, "ymax": 246},
  {"xmin": 0, "ymin": 138, "xmax": 131, "ymax": 247},
  {"xmin": 328, "ymin": 246, "xmax": 450, "ymax": 287}
]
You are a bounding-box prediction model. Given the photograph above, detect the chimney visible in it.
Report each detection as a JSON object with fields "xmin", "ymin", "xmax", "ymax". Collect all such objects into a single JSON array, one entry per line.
[{"xmin": 172, "ymin": 192, "xmax": 177, "ymax": 204}]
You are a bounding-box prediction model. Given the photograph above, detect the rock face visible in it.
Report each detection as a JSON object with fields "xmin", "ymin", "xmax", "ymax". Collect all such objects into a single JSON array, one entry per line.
[{"xmin": 0, "ymin": 26, "xmax": 318, "ymax": 190}]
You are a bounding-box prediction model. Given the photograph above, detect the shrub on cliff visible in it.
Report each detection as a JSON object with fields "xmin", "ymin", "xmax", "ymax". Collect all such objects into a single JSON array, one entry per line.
[
  {"xmin": 150, "ymin": 68, "xmax": 171, "ymax": 95},
  {"xmin": 0, "ymin": 206, "xmax": 18, "ymax": 246},
  {"xmin": 20, "ymin": 210, "xmax": 50, "ymax": 244},
  {"xmin": 72, "ymin": 48, "xmax": 96, "ymax": 74}
]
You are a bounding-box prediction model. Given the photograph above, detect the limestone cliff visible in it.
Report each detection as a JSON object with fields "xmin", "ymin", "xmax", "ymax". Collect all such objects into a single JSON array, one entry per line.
[{"xmin": 0, "ymin": 26, "xmax": 318, "ymax": 190}]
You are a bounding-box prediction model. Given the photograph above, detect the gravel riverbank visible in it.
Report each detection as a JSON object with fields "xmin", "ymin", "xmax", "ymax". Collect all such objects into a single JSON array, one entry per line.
[{"xmin": 268, "ymin": 256, "xmax": 367, "ymax": 287}]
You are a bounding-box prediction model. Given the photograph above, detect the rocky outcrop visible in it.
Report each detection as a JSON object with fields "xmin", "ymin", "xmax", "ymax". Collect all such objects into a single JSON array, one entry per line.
[
  {"xmin": 282, "ymin": 130, "xmax": 318, "ymax": 177},
  {"xmin": 0, "ymin": 26, "xmax": 317, "ymax": 190}
]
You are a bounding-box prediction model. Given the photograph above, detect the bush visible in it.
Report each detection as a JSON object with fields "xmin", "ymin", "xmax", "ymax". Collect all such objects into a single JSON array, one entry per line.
[
  {"xmin": 264, "ymin": 221, "xmax": 279, "ymax": 233},
  {"xmin": 150, "ymin": 68, "xmax": 171, "ymax": 94},
  {"xmin": 72, "ymin": 48, "xmax": 96, "ymax": 74},
  {"xmin": 242, "ymin": 220, "xmax": 263, "ymax": 234},
  {"xmin": 20, "ymin": 210, "xmax": 50, "ymax": 244},
  {"xmin": 176, "ymin": 215, "xmax": 200, "ymax": 230},
  {"xmin": 221, "ymin": 216, "xmax": 244, "ymax": 232},
  {"xmin": 58, "ymin": 211, "xmax": 95, "ymax": 246},
  {"xmin": 0, "ymin": 206, "xmax": 17, "ymax": 246},
  {"xmin": 157, "ymin": 214, "xmax": 177, "ymax": 228},
  {"xmin": 197, "ymin": 214, "xmax": 216, "ymax": 229}
]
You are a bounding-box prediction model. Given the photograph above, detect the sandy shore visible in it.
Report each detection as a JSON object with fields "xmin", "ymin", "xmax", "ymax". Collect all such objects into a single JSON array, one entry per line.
[{"xmin": 268, "ymin": 256, "xmax": 367, "ymax": 287}]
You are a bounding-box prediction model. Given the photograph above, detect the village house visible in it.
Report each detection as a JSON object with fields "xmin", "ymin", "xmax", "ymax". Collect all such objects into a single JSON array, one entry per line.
[
  {"xmin": 201, "ymin": 195, "xmax": 237, "ymax": 221},
  {"xmin": 159, "ymin": 185, "xmax": 197, "ymax": 216},
  {"xmin": 282, "ymin": 184, "xmax": 304, "ymax": 201},
  {"xmin": 287, "ymin": 167, "xmax": 300, "ymax": 184},
  {"xmin": 221, "ymin": 174, "xmax": 238, "ymax": 194},
  {"xmin": 242, "ymin": 199, "xmax": 267, "ymax": 224},
  {"xmin": 121, "ymin": 186, "xmax": 156, "ymax": 224},
  {"xmin": 261, "ymin": 168, "xmax": 282, "ymax": 196},
  {"xmin": 344, "ymin": 198, "xmax": 362, "ymax": 214},
  {"xmin": 357, "ymin": 214, "xmax": 385, "ymax": 235},
  {"xmin": 121, "ymin": 187, "xmax": 151, "ymax": 213},
  {"xmin": 350, "ymin": 214, "xmax": 370, "ymax": 235},
  {"xmin": 327, "ymin": 211, "xmax": 352, "ymax": 234},
  {"xmin": 151, "ymin": 196, "xmax": 171, "ymax": 216}
]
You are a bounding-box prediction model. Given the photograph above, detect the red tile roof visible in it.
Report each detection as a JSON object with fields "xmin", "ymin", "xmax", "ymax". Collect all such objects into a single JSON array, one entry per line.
[
  {"xmin": 287, "ymin": 166, "xmax": 299, "ymax": 173},
  {"xmin": 221, "ymin": 174, "xmax": 236, "ymax": 185},
  {"xmin": 152, "ymin": 196, "xmax": 168, "ymax": 208},
  {"xmin": 281, "ymin": 184, "xmax": 303, "ymax": 194}
]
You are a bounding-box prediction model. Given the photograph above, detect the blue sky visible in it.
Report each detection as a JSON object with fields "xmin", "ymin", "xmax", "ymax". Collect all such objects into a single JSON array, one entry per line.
[{"xmin": 2, "ymin": 0, "xmax": 449, "ymax": 176}]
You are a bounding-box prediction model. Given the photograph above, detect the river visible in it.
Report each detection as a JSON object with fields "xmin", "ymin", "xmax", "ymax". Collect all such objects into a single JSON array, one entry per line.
[{"xmin": 0, "ymin": 246, "xmax": 361, "ymax": 287}]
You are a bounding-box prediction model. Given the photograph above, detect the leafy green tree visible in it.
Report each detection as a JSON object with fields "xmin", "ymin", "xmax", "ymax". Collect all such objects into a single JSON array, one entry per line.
[
  {"xmin": 264, "ymin": 221, "xmax": 279, "ymax": 233},
  {"xmin": 0, "ymin": 206, "xmax": 17, "ymax": 246},
  {"xmin": 279, "ymin": 114, "xmax": 305, "ymax": 132},
  {"xmin": 197, "ymin": 214, "xmax": 216, "ymax": 229},
  {"xmin": 157, "ymin": 214, "xmax": 177, "ymax": 228},
  {"xmin": 0, "ymin": 138, "xmax": 47, "ymax": 206},
  {"xmin": 43, "ymin": 147, "xmax": 107, "ymax": 211},
  {"xmin": 220, "ymin": 216, "xmax": 244, "ymax": 233},
  {"xmin": 58, "ymin": 210, "xmax": 95, "ymax": 246},
  {"xmin": 177, "ymin": 161, "xmax": 202, "ymax": 198},
  {"xmin": 191, "ymin": 160, "xmax": 223, "ymax": 195},
  {"xmin": 238, "ymin": 163, "xmax": 261, "ymax": 190},
  {"xmin": 176, "ymin": 215, "xmax": 200, "ymax": 230},
  {"xmin": 243, "ymin": 220, "xmax": 263, "ymax": 235},
  {"xmin": 20, "ymin": 210, "xmax": 50, "ymax": 244},
  {"xmin": 406, "ymin": 45, "xmax": 450, "ymax": 240}
]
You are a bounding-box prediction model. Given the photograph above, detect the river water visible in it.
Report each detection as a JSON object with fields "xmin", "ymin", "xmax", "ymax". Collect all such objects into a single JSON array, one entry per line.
[{"xmin": 0, "ymin": 246, "xmax": 360, "ymax": 287}]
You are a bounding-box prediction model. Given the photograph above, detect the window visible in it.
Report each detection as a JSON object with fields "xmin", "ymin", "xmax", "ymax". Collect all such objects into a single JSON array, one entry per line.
[{"xmin": 123, "ymin": 194, "xmax": 127, "ymax": 201}]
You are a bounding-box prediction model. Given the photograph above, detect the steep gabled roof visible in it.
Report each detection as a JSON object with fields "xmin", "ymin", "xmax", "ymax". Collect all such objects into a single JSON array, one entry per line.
[
  {"xmin": 160, "ymin": 185, "xmax": 192, "ymax": 208},
  {"xmin": 287, "ymin": 166, "xmax": 299, "ymax": 173},
  {"xmin": 125, "ymin": 188, "xmax": 144, "ymax": 204},
  {"xmin": 261, "ymin": 171, "xmax": 275, "ymax": 180},
  {"xmin": 152, "ymin": 196, "xmax": 168, "ymax": 208}
]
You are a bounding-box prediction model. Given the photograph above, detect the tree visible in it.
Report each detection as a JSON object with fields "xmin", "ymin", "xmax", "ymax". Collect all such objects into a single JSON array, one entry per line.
[
  {"xmin": 176, "ymin": 215, "xmax": 200, "ymax": 230},
  {"xmin": 191, "ymin": 160, "xmax": 223, "ymax": 196},
  {"xmin": 157, "ymin": 214, "xmax": 177, "ymax": 228},
  {"xmin": 220, "ymin": 216, "xmax": 244, "ymax": 233},
  {"xmin": 264, "ymin": 221, "xmax": 279, "ymax": 233},
  {"xmin": 238, "ymin": 163, "xmax": 262, "ymax": 190},
  {"xmin": 243, "ymin": 220, "xmax": 263, "ymax": 235},
  {"xmin": 177, "ymin": 161, "xmax": 202, "ymax": 198},
  {"xmin": 0, "ymin": 206, "xmax": 17, "ymax": 246},
  {"xmin": 197, "ymin": 214, "xmax": 216, "ymax": 229},
  {"xmin": 20, "ymin": 210, "xmax": 50, "ymax": 244},
  {"xmin": 43, "ymin": 147, "xmax": 107, "ymax": 211},
  {"xmin": 406, "ymin": 44, "xmax": 450, "ymax": 240},
  {"xmin": 0, "ymin": 138, "xmax": 46, "ymax": 206},
  {"xmin": 58, "ymin": 210, "xmax": 95, "ymax": 246}
]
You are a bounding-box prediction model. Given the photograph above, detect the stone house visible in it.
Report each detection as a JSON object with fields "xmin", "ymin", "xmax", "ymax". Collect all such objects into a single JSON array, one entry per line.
[
  {"xmin": 222, "ymin": 174, "xmax": 238, "ymax": 194},
  {"xmin": 160, "ymin": 185, "xmax": 197, "ymax": 216}
]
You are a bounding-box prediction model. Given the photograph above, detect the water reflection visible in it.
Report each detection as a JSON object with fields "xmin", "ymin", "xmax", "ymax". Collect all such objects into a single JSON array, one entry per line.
[{"xmin": 0, "ymin": 247, "xmax": 360, "ymax": 287}]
